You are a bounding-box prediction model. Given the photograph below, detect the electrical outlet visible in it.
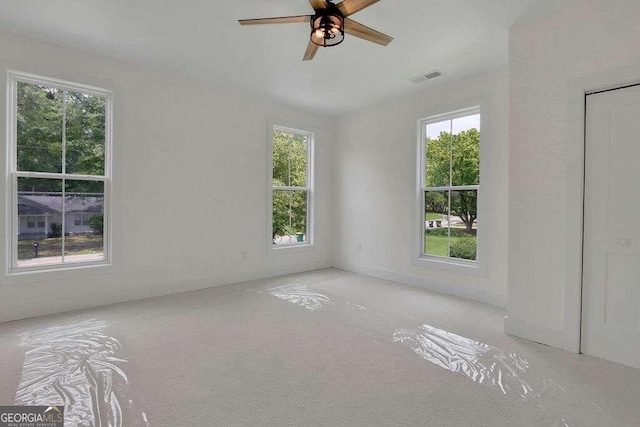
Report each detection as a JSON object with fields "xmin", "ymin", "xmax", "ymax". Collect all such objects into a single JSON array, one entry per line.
[{"xmin": 356, "ymin": 243, "xmax": 362, "ymax": 253}]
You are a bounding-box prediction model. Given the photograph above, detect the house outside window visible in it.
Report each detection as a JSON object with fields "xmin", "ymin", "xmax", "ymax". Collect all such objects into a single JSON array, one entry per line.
[
  {"xmin": 268, "ymin": 124, "xmax": 314, "ymax": 251},
  {"xmin": 417, "ymin": 107, "xmax": 480, "ymax": 267},
  {"xmin": 7, "ymin": 71, "xmax": 111, "ymax": 272}
]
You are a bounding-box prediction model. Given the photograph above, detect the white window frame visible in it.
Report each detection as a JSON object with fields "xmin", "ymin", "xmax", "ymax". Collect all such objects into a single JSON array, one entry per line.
[
  {"xmin": 267, "ymin": 121, "xmax": 315, "ymax": 254},
  {"xmin": 414, "ymin": 105, "xmax": 483, "ymax": 274},
  {"xmin": 6, "ymin": 70, "xmax": 113, "ymax": 274}
]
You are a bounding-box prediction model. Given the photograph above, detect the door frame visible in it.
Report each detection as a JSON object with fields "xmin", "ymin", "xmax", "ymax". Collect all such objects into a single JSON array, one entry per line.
[{"xmin": 565, "ymin": 63, "xmax": 640, "ymax": 354}]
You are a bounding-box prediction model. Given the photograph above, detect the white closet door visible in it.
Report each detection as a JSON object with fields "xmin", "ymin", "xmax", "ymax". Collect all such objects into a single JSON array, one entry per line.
[{"xmin": 583, "ymin": 84, "xmax": 640, "ymax": 369}]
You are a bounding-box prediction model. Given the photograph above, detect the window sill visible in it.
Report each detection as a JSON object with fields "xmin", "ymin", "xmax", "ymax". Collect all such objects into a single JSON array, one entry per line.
[
  {"xmin": 269, "ymin": 242, "xmax": 315, "ymax": 256},
  {"xmin": 7, "ymin": 259, "xmax": 112, "ymax": 277},
  {"xmin": 412, "ymin": 255, "xmax": 484, "ymax": 276}
]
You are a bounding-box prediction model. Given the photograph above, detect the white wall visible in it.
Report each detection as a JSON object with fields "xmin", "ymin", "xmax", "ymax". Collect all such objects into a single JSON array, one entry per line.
[
  {"xmin": 333, "ymin": 68, "xmax": 509, "ymax": 307},
  {"xmin": 507, "ymin": 0, "xmax": 640, "ymax": 351},
  {"xmin": 0, "ymin": 31, "xmax": 335, "ymax": 323}
]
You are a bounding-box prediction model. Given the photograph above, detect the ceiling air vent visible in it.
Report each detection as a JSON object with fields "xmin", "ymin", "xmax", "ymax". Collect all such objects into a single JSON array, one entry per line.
[{"xmin": 410, "ymin": 70, "xmax": 442, "ymax": 84}]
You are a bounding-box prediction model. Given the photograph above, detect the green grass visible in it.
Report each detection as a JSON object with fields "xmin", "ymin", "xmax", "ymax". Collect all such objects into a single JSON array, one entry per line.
[
  {"xmin": 426, "ymin": 213, "xmax": 444, "ymax": 221},
  {"xmin": 18, "ymin": 234, "xmax": 103, "ymax": 260},
  {"xmin": 425, "ymin": 231, "xmax": 477, "ymax": 259},
  {"xmin": 451, "ymin": 224, "xmax": 478, "ymax": 230},
  {"xmin": 425, "ymin": 233, "xmax": 449, "ymax": 256}
]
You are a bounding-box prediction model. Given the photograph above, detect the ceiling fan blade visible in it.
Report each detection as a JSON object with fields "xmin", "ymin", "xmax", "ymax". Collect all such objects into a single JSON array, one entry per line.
[
  {"xmin": 308, "ymin": 0, "xmax": 329, "ymax": 11},
  {"xmin": 335, "ymin": 0, "xmax": 380, "ymax": 16},
  {"xmin": 344, "ymin": 18, "xmax": 393, "ymax": 46},
  {"xmin": 239, "ymin": 15, "xmax": 312, "ymax": 25},
  {"xmin": 303, "ymin": 40, "xmax": 320, "ymax": 61}
]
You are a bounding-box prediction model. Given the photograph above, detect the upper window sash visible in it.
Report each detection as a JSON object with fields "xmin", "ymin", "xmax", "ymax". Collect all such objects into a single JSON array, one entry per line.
[
  {"xmin": 420, "ymin": 106, "xmax": 480, "ymax": 189},
  {"xmin": 272, "ymin": 125, "xmax": 311, "ymax": 189},
  {"xmin": 8, "ymin": 70, "xmax": 112, "ymax": 179}
]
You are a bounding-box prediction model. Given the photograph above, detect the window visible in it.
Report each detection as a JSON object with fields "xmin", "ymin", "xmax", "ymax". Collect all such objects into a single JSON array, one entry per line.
[
  {"xmin": 7, "ymin": 71, "xmax": 111, "ymax": 272},
  {"xmin": 269, "ymin": 125, "xmax": 313, "ymax": 249},
  {"xmin": 21, "ymin": 216, "xmax": 46, "ymax": 231},
  {"xmin": 418, "ymin": 107, "xmax": 480, "ymax": 265},
  {"xmin": 74, "ymin": 214, "xmax": 91, "ymax": 227}
]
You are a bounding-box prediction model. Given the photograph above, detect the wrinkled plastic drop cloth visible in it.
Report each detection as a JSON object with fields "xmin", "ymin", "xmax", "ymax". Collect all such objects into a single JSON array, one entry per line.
[
  {"xmin": 393, "ymin": 324, "xmax": 534, "ymax": 398},
  {"xmin": 262, "ymin": 283, "xmax": 612, "ymax": 426},
  {"xmin": 265, "ymin": 284, "xmax": 333, "ymax": 311},
  {"xmin": 16, "ymin": 319, "xmax": 149, "ymax": 427}
]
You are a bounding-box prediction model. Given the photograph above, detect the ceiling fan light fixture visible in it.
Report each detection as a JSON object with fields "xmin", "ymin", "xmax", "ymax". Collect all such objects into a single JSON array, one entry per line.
[
  {"xmin": 238, "ymin": 0, "xmax": 393, "ymax": 61},
  {"xmin": 310, "ymin": 6, "xmax": 344, "ymax": 47}
]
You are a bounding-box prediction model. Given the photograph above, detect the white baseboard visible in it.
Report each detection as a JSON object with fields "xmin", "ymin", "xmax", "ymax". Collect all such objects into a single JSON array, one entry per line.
[
  {"xmin": 0, "ymin": 259, "xmax": 332, "ymax": 323},
  {"xmin": 503, "ymin": 315, "xmax": 569, "ymax": 351},
  {"xmin": 335, "ymin": 262, "xmax": 507, "ymax": 308}
]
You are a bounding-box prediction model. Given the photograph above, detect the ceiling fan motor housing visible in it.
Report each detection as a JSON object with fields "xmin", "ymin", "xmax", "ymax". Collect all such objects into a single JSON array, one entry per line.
[{"xmin": 311, "ymin": 4, "xmax": 345, "ymax": 47}]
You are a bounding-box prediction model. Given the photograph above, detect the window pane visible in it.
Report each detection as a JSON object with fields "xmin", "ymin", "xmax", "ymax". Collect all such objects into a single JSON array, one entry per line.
[
  {"xmin": 289, "ymin": 134, "xmax": 308, "ymax": 187},
  {"xmin": 272, "ymin": 131, "xmax": 289, "ymax": 186},
  {"xmin": 425, "ymin": 120, "xmax": 451, "ymax": 187},
  {"xmin": 449, "ymin": 190, "xmax": 478, "ymax": 261},
  {"xmin": 272, "ymin": 189, "xmax": 308, "ymax": 246},
  {"xmin": 64, "ymin": 180, "xmax": 105, "ymax": 263},
  {"xmin": 290, "ymin": 190, "xmax": 308, "ymax": 240},
  {"xmin": 65, "ymin": 91, "xmax": 106, "ymax": 175},
  {"xmin": 17, "ymin": 178, "xmax": 63, "ymax": 267},
  {"xmin": 16, "ymin": 82, "xmax": 63, "ymax": 173},
  {"xmin": 424, "ymin": 190, "xmax": 449, "ymax": 257},
  {"xmin": 273, "ymin": 189, "xmax": 290, "ymax": 244},
  {"xmin": 273, "ymin": 130, "xmax": 308, "ymax": 187},
  {"xmin": 451, "ymin": 114, "xmax": 480, "ymax": 186}
]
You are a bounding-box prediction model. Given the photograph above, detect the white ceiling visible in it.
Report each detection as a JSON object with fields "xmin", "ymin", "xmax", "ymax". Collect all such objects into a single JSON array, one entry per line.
[{"xmin": 0, "ymin": 0, "xmax": 571, "ymax": 114}]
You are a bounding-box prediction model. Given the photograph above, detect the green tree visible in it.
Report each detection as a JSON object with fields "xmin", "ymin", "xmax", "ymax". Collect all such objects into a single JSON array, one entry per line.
[
  {"xmin": 49, "ymin": 223, "xmax": 62, "ymax": 238},
  {"xmin": 89, "ymin": 214, "xmax": 104, "ymax": 235},
  {"xmin": 64, "ymin": 90, "xmax": 106, "ymax": 177},
  {"xmin": 426, "ymin": 128, "xmax": 480, "ymax": 233},
  {"xmin": 272, "ymin": 131, "xmax": 308, "ymax": 240},
  {"xmin": 16, "ymin": 82, "xmax": 105, "ymax": 194},
  {"xmin": 17, "ymin": 82, "xmax": 63, "ymax": 177},
  {"xmin": 425, "ymin": 192, "xmax": 447, "ymax": 215}
]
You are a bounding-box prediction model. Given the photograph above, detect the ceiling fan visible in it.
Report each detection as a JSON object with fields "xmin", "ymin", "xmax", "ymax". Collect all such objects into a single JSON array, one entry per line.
[{"xmin": 239, "ymin": 0, "xmax": 393, "ymax": 61}]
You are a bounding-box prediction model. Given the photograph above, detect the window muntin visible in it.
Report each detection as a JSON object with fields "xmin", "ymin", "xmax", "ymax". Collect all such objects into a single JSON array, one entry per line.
[
  {"xmin": 420, "ymin": 108, "xmax": 480, "ymax": 263},
  {"xmin": 270, "ymin": 126, "xmax": 313, "ymax": 248},
  {"xmin": 8, "ymin": 72, "xmax": 111, "ymax": 272}
]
